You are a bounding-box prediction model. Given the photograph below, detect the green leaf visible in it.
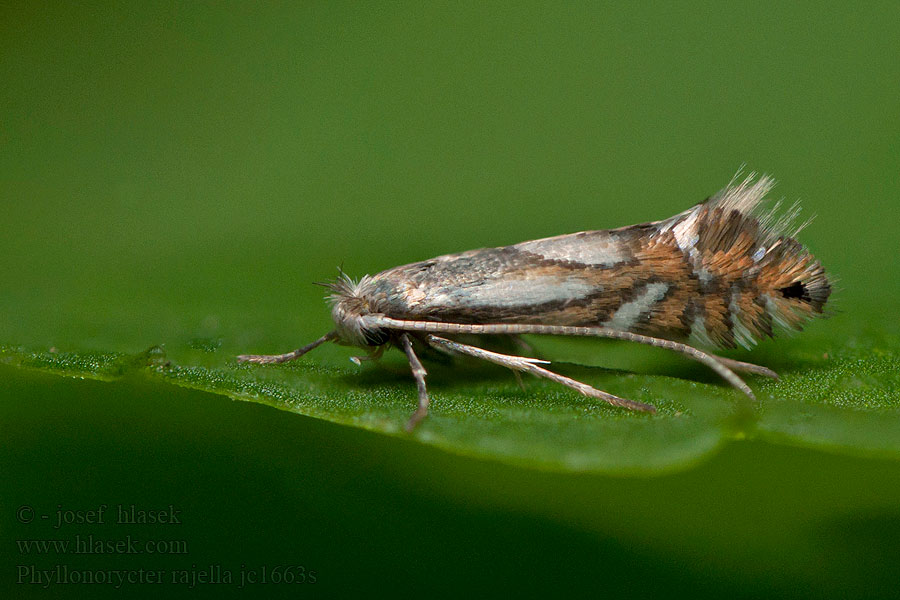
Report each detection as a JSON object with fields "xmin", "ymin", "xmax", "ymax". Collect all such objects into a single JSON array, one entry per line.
[
  {"xmin": 755, "ymin": 344, "xmax": 900, "ymax": 458},
  {"xmin": 1, "ymin": 340, "xmax": 740, "ymax": 474},
  {"xmin": 1, "ymin": 0, "xmax": 898, "ymax": 476},
  {"xmin": 3, "ymin": 314, "xmax": 898, "ymax": 474}
]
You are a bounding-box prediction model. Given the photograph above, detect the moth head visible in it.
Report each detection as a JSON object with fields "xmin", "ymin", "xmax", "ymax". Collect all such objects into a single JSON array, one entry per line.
[{"xmin": 321, "ymin": 273, "xmax": 389, "ymax": 348}]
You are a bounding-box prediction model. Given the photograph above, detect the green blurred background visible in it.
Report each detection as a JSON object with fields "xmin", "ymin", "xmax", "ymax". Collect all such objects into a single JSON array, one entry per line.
[{"xmin": 2, "ymin": 1, "xmax": 899, "ymax": 597}]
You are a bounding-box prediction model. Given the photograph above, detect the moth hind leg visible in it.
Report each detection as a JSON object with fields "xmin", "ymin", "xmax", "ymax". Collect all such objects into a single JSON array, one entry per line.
[
  {"xmin": 713, "ymin": 356, "xmax": 779, "ymax": 379},
  {"xmin": 426, "ymin": 334, "xmax": 656, "ymax": 414},
  {"xmin": 511, "ymin": 370, "xmax": 528, "ymax": 392},
  {"xmin": 510, "ymin": 334, "xmax": 543, "ymax": 359}
]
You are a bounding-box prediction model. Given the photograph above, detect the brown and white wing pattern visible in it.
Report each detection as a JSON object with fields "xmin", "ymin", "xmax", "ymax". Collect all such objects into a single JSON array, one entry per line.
[{"xmin": 345, "ymin": 174, "xmax": 830, "ymax": 349}]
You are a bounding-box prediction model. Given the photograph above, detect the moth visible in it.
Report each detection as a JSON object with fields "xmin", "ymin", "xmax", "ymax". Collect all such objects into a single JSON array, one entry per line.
[{"xmin": 239, "ymin": 174, "xmax": 830, "ymax": 431}]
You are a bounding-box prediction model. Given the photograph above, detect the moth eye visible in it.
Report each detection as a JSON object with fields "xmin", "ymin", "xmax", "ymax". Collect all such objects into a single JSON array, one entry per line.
[
  {"xmin": 778, "ymin": 281, "xmax": 810, "ymax": 302},
  {"xmin": 363, "ymin": 328, "xmax": 391, "ymax": 347}
]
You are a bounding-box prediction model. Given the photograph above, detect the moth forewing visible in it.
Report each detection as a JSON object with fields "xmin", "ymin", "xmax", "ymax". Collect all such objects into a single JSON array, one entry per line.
[{"xmin": 238, "ymin": 173, "xmax": 830, "ymax": 431}]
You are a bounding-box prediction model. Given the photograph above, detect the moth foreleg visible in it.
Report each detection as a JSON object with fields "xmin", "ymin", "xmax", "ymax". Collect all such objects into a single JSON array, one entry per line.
[
  {"xmin": 350, "ymin": 345, "xmax": 385, "ymax": 366},
  {"xmin": 426, "ymin": 335, "xmax": 656, "ymax": 413},
  {"xmin": 399, "ymin": 334, "xmax": 430, "ymax": 432},
  {"xmin": 237, "ymin": 331, "xmax": 337, "ymax": 364}
]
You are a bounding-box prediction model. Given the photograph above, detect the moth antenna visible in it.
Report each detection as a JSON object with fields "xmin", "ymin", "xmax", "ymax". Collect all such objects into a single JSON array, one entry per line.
[{"xmin": 237, "ymin": 331, "xmax": 337, "ymax": 364}]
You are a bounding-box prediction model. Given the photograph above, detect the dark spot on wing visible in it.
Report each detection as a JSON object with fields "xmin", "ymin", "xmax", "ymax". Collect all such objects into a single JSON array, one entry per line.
[{"xmin": 778, "ymin": 280, "xmax": 810, "ymax": 302}]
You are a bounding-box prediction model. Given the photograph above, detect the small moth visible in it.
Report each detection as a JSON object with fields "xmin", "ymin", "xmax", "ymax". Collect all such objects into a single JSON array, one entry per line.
[{"xmin": 239, "ymin": 174, "xmax": 830, "ymax": 431}]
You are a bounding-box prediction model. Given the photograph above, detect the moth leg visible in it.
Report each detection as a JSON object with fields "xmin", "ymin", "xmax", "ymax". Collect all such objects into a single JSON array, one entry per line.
[
  {"xmin": 350, "ymin": 345, "xmax": 385, "ymax": 366},
  {"xmin": 426, "ymin": 337, "xmax": 528, "ymax": 390},
  {"xmin": 400, "ymin": 334, "xmax": 431, "ymax": 432},
  {"xmin": 428, "ymin": 336, "xmax": 550, "ymax": 392},
  {"xmin": 712, "ymin": 356, "xmax": 779, "ymax": 379},
  {"xmin": 510, "ymin": 334, "xmax": 543, "ymax": 359},
  {"xmin": 607, "ymin": 333, "xmax": 756, "ymax": 399},
  {"xmin": 427, "ymin": 335, "xmax": 656, "ymax": 413},
  {"xmin": 364, "ymin": 317, "xmax": 763, "ymax": 399},
  {"xmin": 237, "ymin": 332, "xmax": 336, "ymax": 364},
  {"xmin": 512, "ymin": 370, "xmax": 527, "ymax": 392}
]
